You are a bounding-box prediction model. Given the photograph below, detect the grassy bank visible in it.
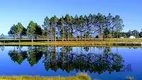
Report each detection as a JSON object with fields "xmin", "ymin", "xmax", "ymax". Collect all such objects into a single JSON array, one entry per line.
[
  {"xmin": 0, "ymin": 39, "xmax": 142, "ymax": 47},
  {"xmin": 0, "ymin": 74, "xmax": 90, "ymax": 80}
]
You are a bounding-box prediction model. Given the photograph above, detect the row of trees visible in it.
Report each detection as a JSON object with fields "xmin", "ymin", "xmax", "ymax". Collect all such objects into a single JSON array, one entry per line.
[
  {"xmin": 8, "ymin": 13, "xmax": 124, "ymax": 41},
  {"xmin": 104, "ymin": 29, "xmax": 142, "ymax": 38},
  {"xmin": 125, "ymin": 30, "xmax": 142, "ymax": 38}
]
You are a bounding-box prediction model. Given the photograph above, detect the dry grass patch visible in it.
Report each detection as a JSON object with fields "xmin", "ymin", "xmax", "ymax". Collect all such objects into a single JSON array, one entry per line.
[{"xmin": 0, "ymin": 74, "xmax": 91, "ymax": 80}]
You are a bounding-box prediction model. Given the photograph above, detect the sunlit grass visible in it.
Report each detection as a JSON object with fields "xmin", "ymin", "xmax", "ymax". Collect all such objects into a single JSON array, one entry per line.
[
  {"xmin": 0, "ymin": 38, "xmax": 142, "ymax": 46},
  {"xmin": 0, "ymin": 74, "xmax": 91, "ymax": 80}
]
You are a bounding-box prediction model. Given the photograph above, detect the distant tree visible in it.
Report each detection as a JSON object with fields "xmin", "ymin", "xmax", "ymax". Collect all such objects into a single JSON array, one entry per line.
[
  {"xmin": 0, "ymin": 33, "xmax": 5, "ymax": 43},
  {"xmin": 139, "ymin": 29, "xmax": 142, "ymax": 38},
  {"xmin": 127, "ymin": 30, "xmax": 133, "ymax": 37},
  {"xmin": 0, "ymin": 33, "xmax": 4, "ymax": 39},
  {"xmin": 127, "ymin": 30, "xmax": 139, "ymax": 38},
  {"xmin": 120, "ymin": 32, "xmax": 127, "ymax": 38},
  {"xmin": 123, "ymin": 34, "xmax": 127, "ymax": 38},
  {"xmin": 132, "ymin": 30, "xmax": 139, "ymax": 38}
]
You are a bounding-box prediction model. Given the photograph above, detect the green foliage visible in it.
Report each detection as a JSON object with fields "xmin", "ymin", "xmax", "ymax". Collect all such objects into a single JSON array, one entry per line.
[
  {"xmin": 132, "ymin": 30, "xmax": 139, "ymax": 38},
  {"xmin": 27, "ymin": 21, "xmax": 42, "ymax": 40},
  {"xmin": 9, "ymin": 13, "xmax": 125, "ymax": 40},
  {"xmin": 27, "ymin": 21, "xmax": 36, "ymax": 38},
  {"xmin": 27, "ymin": 47, "xmax": 43, "ymax": 66},
  {"xmin": 8, "ymin": 24, "xmax": 17, "ymax": 38},
  {"xmin": 126, "ymin": 30, "xmax": 140, "ymax": 38},
  {"xmin": 8, "ymin": 23, "xmax": 25, "ymax": 39},
  {"xmin": 139, "ymin": 30, "xmax": 142, "ymax": 38},
  {"xmin": 103, "ymin": 28, "xmax": 111, "ymax": 38},
  {"xmin": 16, "ymin": 22, "xmax": 24, "ymax": 34},
  {"xmin": 42, "ymin": 16, "xmax": 50, "ymax": 39},
  {"xmin": 8, "ymin": 50, "xmax": 27, "ymax": 64}
]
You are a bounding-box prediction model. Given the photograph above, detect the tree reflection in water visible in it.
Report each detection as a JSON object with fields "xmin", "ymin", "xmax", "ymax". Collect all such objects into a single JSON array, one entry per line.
[
  {"xmin": 8, "ymin": 46, "xmax": 124, "ymax": 74},
  {"xmin": 27, "ymin": 47, "xmax": 43, "ymax": 66},
  {"xmin": 8, "ymin": 46, "xmax": 27, "ymax": 65}
]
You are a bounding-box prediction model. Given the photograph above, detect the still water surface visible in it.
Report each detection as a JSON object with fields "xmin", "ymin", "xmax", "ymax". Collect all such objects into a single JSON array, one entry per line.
[{"xmin": 0, "ymin": 46, "xmax": 142, "ymax": 80}]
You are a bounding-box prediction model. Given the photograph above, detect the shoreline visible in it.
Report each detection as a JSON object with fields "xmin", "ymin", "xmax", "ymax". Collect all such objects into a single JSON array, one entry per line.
[{"xmin": 0, "ymin": 41, "xmax": 142, "ymax": 47}]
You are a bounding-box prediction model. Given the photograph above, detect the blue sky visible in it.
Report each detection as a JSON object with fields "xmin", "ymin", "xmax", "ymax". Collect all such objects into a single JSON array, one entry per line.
[{"xmin": 0, "ymin": 0, "xmax": 142, "ymax": 35}]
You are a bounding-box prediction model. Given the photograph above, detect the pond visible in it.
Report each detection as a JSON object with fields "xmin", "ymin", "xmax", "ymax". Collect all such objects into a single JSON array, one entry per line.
[{"xmin": 0, "ymin": 46, "xmax": 142, "ymax": 80}]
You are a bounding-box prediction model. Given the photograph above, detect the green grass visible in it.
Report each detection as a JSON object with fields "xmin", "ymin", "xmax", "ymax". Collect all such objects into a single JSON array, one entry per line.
[{"xmin": 0, "ymin": 74, "xmax": 91, "ymax": 80}]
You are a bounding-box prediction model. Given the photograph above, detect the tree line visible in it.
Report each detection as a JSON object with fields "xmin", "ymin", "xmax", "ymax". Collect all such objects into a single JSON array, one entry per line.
[
  {"xmin": 121, "ymin": 30, "xmax": 142, "ymax": 38},
  {"xmin": 8, "ymin": 13, "xmax": 126, "ymax": 41}
]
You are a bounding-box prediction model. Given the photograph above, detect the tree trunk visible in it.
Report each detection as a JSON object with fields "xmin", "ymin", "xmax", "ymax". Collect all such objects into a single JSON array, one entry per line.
[
  {"xmin": 68, "ymin": 32, "xmax": 69, "ymax": 41},
  {"xmin": 62, "ymin": 31, "xmax": 64, "ymax": 41},
  {"xmin": 14, "ymin": 35, "xmax": 16, "ymax": 40},
  {"xmin": 19, "ymin": 36, "xmax": 20, "ymax": 43},
  {"xmin": 32, "ymin": 36, "xmax": 33, "ymax": 43},
  {"xmin": 85, "ymin": 34, "xmax": 86, "ymax": 41},
  {"xmin": 81, "ymin": 32, "xmax": 82, "ymax": 41},
  {"xmin": 19, "ymin": 34, "xmax": 22, "ymax": 43},
  {"xmin": 55, "ymin": 33, "xmax": 56, "ymax": 42},
  {"xmin": 99, "ymin": 30, "xmax": 102, "ymax": 40},
  {"xmin": 62, "ymin": 34, "xmax": 64, "ymax": 41},
  {"xmin": 47, "ymin": 33, "xmax": 49, "ymax": 42},
  {"xmin": 63, "ymin": 27, "xmax": 65, "ymax": 41},
  {"xmin": 112, "ymin": 27, "xmax": 114, "ymax": 38}
]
